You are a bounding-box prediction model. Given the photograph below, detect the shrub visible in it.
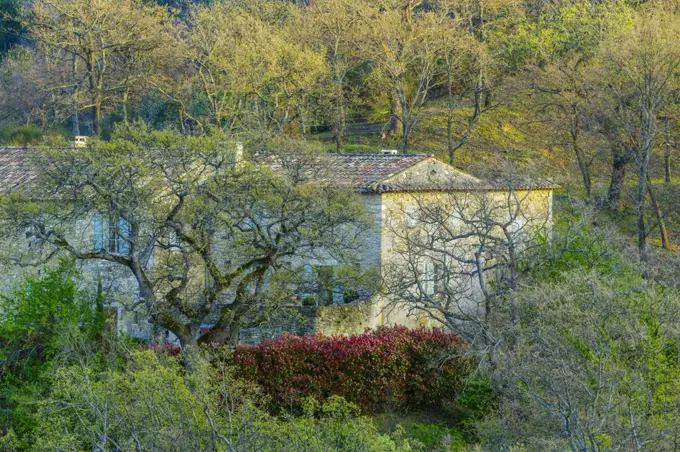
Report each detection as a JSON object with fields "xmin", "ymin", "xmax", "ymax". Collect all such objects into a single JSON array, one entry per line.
[
  {"xmin": 0, "ymin": 259, "xmax": 106, "ymax": 442},
  {"xmin": 146, "ymin": 342, "xmax": 182, "ymax": 356},
  {"xmin": 0, "ymin": 125, "xmax": 42, "ymax": 145},
  {"xmin": 235, "ymin": 326, "xmax": 472, "ymax": 412},
  {"xmin": 30, "ymin": 349, "xmax": 418, "ymax": 451}
]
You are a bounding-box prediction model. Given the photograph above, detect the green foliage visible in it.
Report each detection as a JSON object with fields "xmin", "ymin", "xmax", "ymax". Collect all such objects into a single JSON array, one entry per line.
[
  {"xmin": 455, "ymin": 376, "xmax": 496, "ymax": 421},
  {"xmin": 341, "ymin": 143, "xmax": 374, "ymax": 153},
  {"xmin": 27, "ymin": 347, "xmax": 420, "ymax": 451},
  {"xmin": 403, "ymin": 422, "xmax": 449, "ymax": 450},
  {"xmin": 477, "ymin": 228, "xmax": 680, "ymax": 449},
  {"xmin": 0, "ymin": 0, "xmax": 23, "ymax": 58},
  {"xmin": 273, "ymin": 396, "xmax": 421, "ymax": 451},
  {"xmin": 0, "ymin": 125, "xmax": 42, "ymax": 145},
  {"xmin": 500, "ymin": 1, "xmax": 634, "ymax": 68},
  {"xmin": 0, "ymin": 260, "xmax": 106, "ymax": 442}
]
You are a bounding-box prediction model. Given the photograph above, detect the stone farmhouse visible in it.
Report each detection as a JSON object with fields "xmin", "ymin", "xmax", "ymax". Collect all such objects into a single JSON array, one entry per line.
[{"xmin": 0, "ymin": 146, "xmax": 556, "ymax": 344}]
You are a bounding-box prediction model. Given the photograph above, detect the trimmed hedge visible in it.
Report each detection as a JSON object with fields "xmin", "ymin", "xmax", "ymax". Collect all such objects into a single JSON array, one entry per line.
[{"xmin": 235, "ymin": 326, "xmax": 471, "ymax": 412}]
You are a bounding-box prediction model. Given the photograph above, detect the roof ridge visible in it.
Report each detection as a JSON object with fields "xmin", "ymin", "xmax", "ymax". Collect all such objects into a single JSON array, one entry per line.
[{"xmin": 336, "ymin": 153, "xmax": 428, "ymax": 157}]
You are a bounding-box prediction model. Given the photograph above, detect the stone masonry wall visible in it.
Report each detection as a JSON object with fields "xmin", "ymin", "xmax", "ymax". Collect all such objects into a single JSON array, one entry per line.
[
  {"xmin": 0, "ymin": 215, "xmax": 152, "ymax": 340},
  {"xmin": 376, "ymin": 188, "xmax": 554, "ymax": 329},
  {"xmin": 0, "ymin": 186, "xmax": 554, "ymax": 345}
]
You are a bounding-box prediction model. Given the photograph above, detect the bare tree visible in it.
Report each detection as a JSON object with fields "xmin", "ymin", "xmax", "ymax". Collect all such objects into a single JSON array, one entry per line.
[
  {"xmin": 381, "ymin": 183, "xmax": 555, "ymax": 364},
  {"xmin": 601, "ymin": 11, "xmax": 680, "ymax": 258},
  {"xmin": 25, "ymin": 0, "xmax": 174, "ymax": 135}
]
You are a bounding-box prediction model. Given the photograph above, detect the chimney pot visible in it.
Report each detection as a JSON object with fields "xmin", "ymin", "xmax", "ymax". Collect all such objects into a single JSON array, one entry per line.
[{"xmin": 73, "ymin": 136, "xmax": 89, "ymax": 148}]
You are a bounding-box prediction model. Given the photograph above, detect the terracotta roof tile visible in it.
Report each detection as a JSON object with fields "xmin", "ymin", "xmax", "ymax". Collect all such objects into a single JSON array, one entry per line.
[
  {"xmin": 317, "ymin": 153, "xmax": 431, "ymax": 190},
  {"xmin": 0, "ymin": 147, "xmax": 37, "ymax": 195},
  {"xmin": 0, "ymin": 147, "xmax": 559, "ymax": 196}
]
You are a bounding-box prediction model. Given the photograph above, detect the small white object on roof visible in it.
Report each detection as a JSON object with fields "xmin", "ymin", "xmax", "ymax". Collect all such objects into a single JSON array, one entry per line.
[{"xmin": 381, "ymin": 149, "xmax": 398, "ymax": 155}]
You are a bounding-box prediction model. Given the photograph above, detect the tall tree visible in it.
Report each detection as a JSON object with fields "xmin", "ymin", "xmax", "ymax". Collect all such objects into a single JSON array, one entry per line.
[
  {"xmin": 515, "ymin": 1, "xmax": 632, "ymax": 198},
  {"xmin": 362, "ymin": 0, "xmax": 442, "ymax": 153},
  {"xmin": 0, "ymin": 125, "xmax": 372, "ymax": 347},
  {"xmin": 433, "ymin": 0, "xmax": 523, "ymax": 164},
  {"xmin": 602, "ymin": 10, "xmax": 680, "ymax": 258},
  {"xmin": 26, "ymin": 0, "xmax": 174, "ymax": 136},
  {"xmin": 306, "ymin": 0, "xmax": 364, "ymax": 152},
  {"xmin": 431, "ymin": 0, "xmax": 478, "ymax": 164},
  {"xmin": 161, "ymin": 1, "xmax": 327, "ymax": 136}
]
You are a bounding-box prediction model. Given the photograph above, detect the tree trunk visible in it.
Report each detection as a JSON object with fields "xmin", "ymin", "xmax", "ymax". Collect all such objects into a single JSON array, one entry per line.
[
  {"xmin": 446, "ymin": 64, "xmax": 455, "ymax": 164},
  {"xmin": 573, "ymin": 145, "xmax": 592, "ymax": 198},
  {"xmin": 400, "ymin": 123, "xmax": 409, "ymax": 154},
  {"xmin": 385, "ymin": 93, "xmax": 399, "ymax": 140},
  {"xmin": 637, "ymin": 134, "xmax": 654, "ymax": 260},
  {"xmin": 92, "ymin": 99, "xmax": 102, "ymax": 136},
  {"xmin": 482, "ymin": 67, "xmax": 491, "ymax": 108},
  {"xmin": 334, "ymin": 71, "xmax": 346, "ymax": 154},
  {"xmin": 664, "ymin": 146, "xmax": 672, "ymax": 183},
  {"xmin": 399, "ymin": 89, "xmax": 409, "ymax": 153},
  {"xmin": 71, "ymin": 53, "xmax": 80, "ymax": 137},
  {"xmin": 87, "ymin": 54, "xmax": 102, "ymax": 136},
  {"xmin": 570, "ymin": 109, "xmax": 591, "ymax": 198},
  {"xmin": 607, "ymin": 148, "xmax": 628, "ymax": 210},
  {"xmin": 122, "ymin": 89, "xmax": 129, "ymax": 124},
  {"xmin": 474, "ymin": 67, "xmax": 483, "ymax": 122},
  {"xmin": 646, "ymin": 177, "xmax": 671, "ymax": 250}
]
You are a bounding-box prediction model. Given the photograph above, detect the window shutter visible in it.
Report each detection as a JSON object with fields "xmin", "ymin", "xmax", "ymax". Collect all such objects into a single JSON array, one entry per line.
[
  {"xmin": 94, "ymin": 213, "xmax": 104, "ymax": 251},
  {"xmin": 118, "ymin": 217, "xmax": 131, "ymax": 256},
  {"xmin": 434, "ymin": 263, "xmax": 443, "ymax": 294},
  {"xmin": 424, "ymin": 261, "xmax": 434, "ymax": 296},
  {"xmin": 332, "ymin": 286, "xmax": 344, "ymax": 304}
]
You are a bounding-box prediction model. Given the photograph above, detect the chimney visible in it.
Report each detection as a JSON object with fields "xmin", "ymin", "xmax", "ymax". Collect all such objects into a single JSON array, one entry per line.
[
  {"xmin": 73, "ymin": 136, "xmax": 89, "ymax": 148},
  {"xmin": 381, "ymin": 149, "xmax": 398, "ymax": 155}
]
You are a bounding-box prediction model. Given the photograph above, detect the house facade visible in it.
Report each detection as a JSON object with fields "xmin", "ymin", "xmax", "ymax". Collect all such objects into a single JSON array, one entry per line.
[
  {"xmin": 300, "ymin": 153, "xmax": 556, "ymax": 338},
  {"xmin": 0, "ymin": 147, "xmax": 556, "ymax": 344}
]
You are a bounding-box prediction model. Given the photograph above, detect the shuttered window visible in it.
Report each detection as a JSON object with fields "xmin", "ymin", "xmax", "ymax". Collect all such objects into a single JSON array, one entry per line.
[{"xmin": 93, "ymin": 213, "xmax": 131, "ymax": 257}]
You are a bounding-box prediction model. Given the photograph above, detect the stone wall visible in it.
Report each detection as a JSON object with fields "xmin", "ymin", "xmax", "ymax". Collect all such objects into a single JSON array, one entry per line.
[
  {"xmin": 315, "ymin": 299, "xmax": 378, "ymax": 336},
  {"xmin": 0, "ymin": 214, "xmax": 151, "ymax": 339},
  {"xmin": 239, "ymin": 305, "xmax": 318, "ymax": 345},
  {"xmin": 376, "ymin": 188, "xmax": 554, "ymax": 329}
]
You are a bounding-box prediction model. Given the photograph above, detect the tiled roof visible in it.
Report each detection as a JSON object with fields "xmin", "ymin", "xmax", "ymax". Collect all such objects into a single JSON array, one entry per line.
[
  {"xmin": 0, "ymin": 147, "xmax": 558, "ymax": 196},
  {"xmin": 0, "ymin": 147, "xmax": 37, "ymax": 195},
  {"xmin": 276, "ymin": 154, "xmax": 558, "ymax": 192},
  {"xmin": 317, "ymin": 154, "xmax": 432, "ymax": 191},
  {"xmin": 376, "ymin": 178, "xmax": 561, "ymax": 193}
]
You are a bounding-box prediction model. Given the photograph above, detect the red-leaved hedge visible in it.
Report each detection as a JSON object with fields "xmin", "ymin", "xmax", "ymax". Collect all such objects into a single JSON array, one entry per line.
[{"xmin": 234, "ymin": 326, "xmax": 472, "ymax": 412}]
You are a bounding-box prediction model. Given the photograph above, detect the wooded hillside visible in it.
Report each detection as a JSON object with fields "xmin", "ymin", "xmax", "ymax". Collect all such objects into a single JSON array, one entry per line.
[{"xmin": 3, "ymin": 1, "xmax": 680, "ymax": 451}]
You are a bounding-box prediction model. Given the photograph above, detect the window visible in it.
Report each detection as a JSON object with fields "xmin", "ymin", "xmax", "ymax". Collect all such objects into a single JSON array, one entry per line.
[
  {"xmin": 423, "ymin": 261, "xmax": 445, "ymax": 296},
  {"xmin": 405, "ymin": 206, "xmax": 419, "ymax": 228},
  {"xmin": 94, "ymin": 213, "xmax": 131, "ymax": 256},
  {"xmin": 297, "ymin": 265, "xmax": 350, "ymax": 306}
]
